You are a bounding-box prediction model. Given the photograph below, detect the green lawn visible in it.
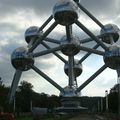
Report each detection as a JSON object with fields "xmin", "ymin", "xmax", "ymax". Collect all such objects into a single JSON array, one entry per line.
[
  {"xmin": 16, "ymin": 117, "xmax": 32, "ymax": 120},
  {"xmin": 16, "ymin": 116, "xmax": 67, "ymax": 120},
  {"xmin": 15, "ymin": 117, "xmax": 67, "ymax": 120}
]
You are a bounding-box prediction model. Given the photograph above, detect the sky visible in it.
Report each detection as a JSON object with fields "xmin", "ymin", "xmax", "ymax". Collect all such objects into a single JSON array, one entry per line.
[{"xmin": 0, "ymin": 0, "xmax": 120, "ymax": 97}]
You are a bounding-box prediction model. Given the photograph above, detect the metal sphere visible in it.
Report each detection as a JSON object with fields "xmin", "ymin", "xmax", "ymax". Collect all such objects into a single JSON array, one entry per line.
[
  {"xmin": 60, "ymin": 86, "xmax": 78, "ymax": 97},
  {"xmin": 100, "ymin": 24, "xmax": 120, "ymax": 44},
  {"xmin": 11, "ymin": 47, "xmax": 34, "ymax": 71},
  {"xmin": 104, "ymin": 44, "xmax": 120, "ymax": 69},
  {"xmin": 53, "ymin": 0, "xmax": 80, "ymax": 25},
  {"xmin": 60, "ymin": 86, "xmax": 80, "ymax": 107},
  {"xmin": 25, "ymin": 26, "xmax": 43, "ymax": 44},
  {"xmin": 61, "ymin": 35, "xmax": 80, "ymax": 56},
  {"xmin": 64, "ymin": 59, "xmax": 82, "ymax": 77}
]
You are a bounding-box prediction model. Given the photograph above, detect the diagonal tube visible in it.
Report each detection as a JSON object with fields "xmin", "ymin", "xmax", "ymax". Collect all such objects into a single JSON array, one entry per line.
[
  {"xmin": 32, "ymin": 46, "xmax": 62, "ymax": 57},
  {"xmin": 76, "ymin": 64, "xmax": 107, "ymax": 92},
  {"xmin": 77, "ymin": 3, "xmax": 104, "ymax": 29},
  {"xmin": 80, "ymin": 37, "xmax": 93, "ymax": 44},
  {"xmin": 75, "ymin": 20, "xmax": 108, "ymax": 51},
  {"xmin": 80, "ymin": 34, "xmax": 103, "ymax": 44},
  {"xmin": 68, "ymin": 56, "xmax": 75, "ymax": 87},
  {"xmin": 44, "ymin": 37, "xmax": 60, "ymax": 44},
  {"xmin": 79, "ymin": 45, "xmax": 104, "ymax": 56},
  {"xmin": 29, "ymin": 21, "xmax": 58, "ymax": 52},
  {"xmin": 31, "ymin": 65, "xmax": 64, "ymax": 93},
  {"xmin": 79, "ymin": 44, "xmax": 99, "ymax": 63},
  {"xmin": 42, "ymin": 42, "xmax": 67, "ymax": 64},
  {"xmin": 38, "ymin": 15, "xmax": 53, "ymax": 32}
]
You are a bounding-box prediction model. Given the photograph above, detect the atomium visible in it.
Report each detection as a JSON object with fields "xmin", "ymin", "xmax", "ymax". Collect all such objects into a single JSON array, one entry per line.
[{"xmin": 9, "ymin": 0, "xmax": 120, "ymax": 112}]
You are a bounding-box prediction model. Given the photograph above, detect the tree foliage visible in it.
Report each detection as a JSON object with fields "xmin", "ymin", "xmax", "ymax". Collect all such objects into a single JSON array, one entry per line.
[
  {"xmin": 0, "ymin": 79, "xmax": 9, "ymax": 112},
  {"xmin": 16, "ymin": 81, "xmax": 33, "ymax": 112},
  {"xmin": 108, "ymin": 92, "xmax": 118, "ymax": 113},
  {"xmin": 0, "ymin": 79, "xmax": 119, "ymax": 114}
]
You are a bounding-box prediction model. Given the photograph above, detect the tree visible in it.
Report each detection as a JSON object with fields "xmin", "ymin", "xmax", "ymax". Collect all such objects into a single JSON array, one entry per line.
[
  {"xmin": 108, "ymin": 92, "xmax": 118, "ymax": 113},
  {"xmin": 16, "ymin": 81, "xmax": 33, "ymax": 112},
  {"xmin": 0, "ymin": 78, "xmax": 10, "ymax": 112}
]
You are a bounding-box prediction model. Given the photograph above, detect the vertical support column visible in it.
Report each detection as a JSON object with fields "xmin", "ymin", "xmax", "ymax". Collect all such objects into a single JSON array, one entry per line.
[
  {"xmin": 68, "ymin": 56, "xmax": 75, "ymax": 87},
  {"xmin": 66, "ymin": 25, "xmax": 75, "ymax": 87},
  {"xmin": 105, "ymin": 90, "xmax": 108, "ymax": 112},
  {"xmin": 117, "ymin": 68, "xmax": 120, "ymax": 119}
]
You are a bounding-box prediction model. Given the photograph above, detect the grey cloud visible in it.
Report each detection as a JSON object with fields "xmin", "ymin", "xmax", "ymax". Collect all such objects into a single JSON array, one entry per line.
[
  {"xmin": 0, "ymin": 0, "xmax": 119, "ymax": 19},
  {"xmin": 0, "ymin": 55, "xmax": 14, "ymax": 86},
  {"xmin": 81, "ymin": 0, "xmax": 120, "ymax": 19},
  {"xmin": 0, "ymin": 0, "xmax": 57, "ymax": 17}
]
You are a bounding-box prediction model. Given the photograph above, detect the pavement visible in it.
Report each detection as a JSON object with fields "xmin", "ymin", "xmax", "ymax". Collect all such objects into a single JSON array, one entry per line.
[{"xmin": 68, "ymin": 114, "xmax": 107, "ymax": 120}]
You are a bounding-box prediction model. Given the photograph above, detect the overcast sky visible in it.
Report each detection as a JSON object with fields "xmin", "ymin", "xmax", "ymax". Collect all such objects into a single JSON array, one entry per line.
[{"xmin": 0, "ymin": 0, "xmax": 120, "ymax": 97}]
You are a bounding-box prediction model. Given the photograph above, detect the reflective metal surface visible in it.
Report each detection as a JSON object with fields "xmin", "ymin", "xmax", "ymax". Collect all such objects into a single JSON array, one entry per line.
[
  {"xmin": 11, "ymin": 47, "xmax": 34, "ymax": 71},
  {"xmin": 60, "ymin": 86, "xmax": 79, "ymax": 97},
  {"xmin": 101, "ymin": 24, "xmax": 120, "ymax": 44},
  {"xmin": 104, "ymin": 44, "xmax": 120, "ymax": 69},
  {"xmin": 60, "ymin": 35, "xmax": 80, "ymax": 56},
  {"xmin": 25, "ymin": 26, "xmax": 43, "ymax": 44},
  {"xmin": 64, "ymin": 59, "xmax": 82, "ymax": 77},
  {"xmin": 53, "ymin": 0, "xmax": 80, "ymax": 25}
]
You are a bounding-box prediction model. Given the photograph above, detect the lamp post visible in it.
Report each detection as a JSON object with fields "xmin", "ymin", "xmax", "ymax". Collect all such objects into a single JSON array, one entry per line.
[{"xmin": 105, "ymin": 90, "xmax": 108, "ymax": 112}]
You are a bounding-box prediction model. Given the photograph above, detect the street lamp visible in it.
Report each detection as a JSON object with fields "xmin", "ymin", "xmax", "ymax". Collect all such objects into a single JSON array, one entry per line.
[{"xmin": 105, "ymin": 90, "xmax": 108, "ymax": 112}]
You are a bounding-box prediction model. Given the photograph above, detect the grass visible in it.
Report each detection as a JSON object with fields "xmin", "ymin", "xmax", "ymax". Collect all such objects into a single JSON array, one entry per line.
[
  {"xmin": 16, "ymin": 117, "xmax": 55, "ymax": 120},
  {"xmin": 15, "ymin": 115, "xmax": 67, "ymax": 120},
  {"xmin": 16, "ymin": 117, "xmax": 32, "ymax": 120}
]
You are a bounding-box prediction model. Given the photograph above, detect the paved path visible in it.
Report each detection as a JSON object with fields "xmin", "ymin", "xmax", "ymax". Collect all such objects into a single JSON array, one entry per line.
[{"xmin": 68, "ymin": 114, "xmax": 104, "ymax": 120}]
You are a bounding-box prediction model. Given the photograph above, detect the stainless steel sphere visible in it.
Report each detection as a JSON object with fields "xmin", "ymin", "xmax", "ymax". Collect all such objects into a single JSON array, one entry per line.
[
  {"xmin": 25, "ymin": 26, "xmax": 43, "ymax": 44},
  {"xmin": 60, "ymin": 35, "xmax": 80, "ymax": 56},
  {"xmin": 60, "ymin": 86, "xmax": 79, "ymax": 97},
  {"xmin": 60, "ymin": 86, "xmax": 80, "ymax": 108},
  {"xmin": 53, "ymin": 0, "xmax": 80, "ymax": 25},
  {"xmin": 11, "ymin": 47, "xmax": 34, "ymax": 71},
  {"xmin": 64, "ymin": 59, "xmax": 82, "ymax": 77},
  {"xmin": 104, "ymin": 44, "xmax": 120, "ymax": 69},
  {"xmin": 100, "ymin": 24, "xmax": 120, "ymax": 44}
]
